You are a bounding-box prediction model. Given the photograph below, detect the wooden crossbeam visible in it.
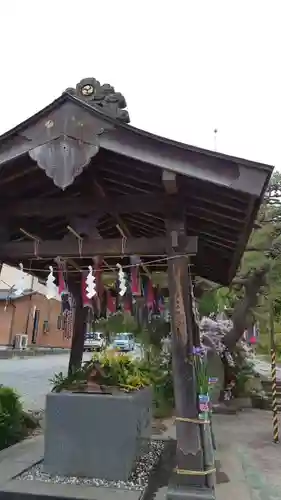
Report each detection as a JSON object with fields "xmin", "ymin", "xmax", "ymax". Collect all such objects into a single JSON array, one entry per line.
[
  {"xmin": 162, "ymin": 170, "xmax": 178, "ymax": 194},
  {"xmin": 0, "ymin": 236, "xmax": 198, "ymax": 259},
  {"xmin": 3, "ymin": 194, "xmax": 179, "ymax": 218}
]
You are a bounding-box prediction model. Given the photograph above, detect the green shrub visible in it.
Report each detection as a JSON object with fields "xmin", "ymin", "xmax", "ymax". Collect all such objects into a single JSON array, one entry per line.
[
  {"xmin": 0, "ymin": 386, "xmax": 25, "ymax": 450},
  {"xmin": 138, "ymin": 353, "xmax": 174, "ymax": 417}
]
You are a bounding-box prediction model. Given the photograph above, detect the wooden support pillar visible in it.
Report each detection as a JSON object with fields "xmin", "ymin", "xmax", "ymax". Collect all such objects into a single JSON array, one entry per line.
[
  {"xmin": 166, "ymin": 219, "xmax": 214, "ymax": 500},
  {"xmin": 68, "ymin": 281, "xmax": 87, "ymax": 375}
]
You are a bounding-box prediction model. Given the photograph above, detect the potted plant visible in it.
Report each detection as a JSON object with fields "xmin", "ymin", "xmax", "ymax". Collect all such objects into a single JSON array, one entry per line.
[{"xmin": 45, "ymin": 351, "xmax": 153, "ymax": 482}]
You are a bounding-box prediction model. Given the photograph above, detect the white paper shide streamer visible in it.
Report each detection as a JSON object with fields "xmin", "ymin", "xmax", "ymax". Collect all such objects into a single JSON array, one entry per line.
[
  {"xmin": 86, "ymin": 265, "xmax": 96, "ymax": 299},
  {"xmin": 13, "ymin": 263, "xmax": 26, "ymax": 297},
  {"xmin": 117, "ymin": 263, "xmax": 127, "ymax": 296},
  {"xmin": 46, "ymin": 266, "xmax": 57, "ymax": 300}
]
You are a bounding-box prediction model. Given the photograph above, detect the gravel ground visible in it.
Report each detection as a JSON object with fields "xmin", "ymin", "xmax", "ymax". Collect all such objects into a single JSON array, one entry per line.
[{"xmin": 18, "ymin": 440, "xmax": 164, "ymax": 491}]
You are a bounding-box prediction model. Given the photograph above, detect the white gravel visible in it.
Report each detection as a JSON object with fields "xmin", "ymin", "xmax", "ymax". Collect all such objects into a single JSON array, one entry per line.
[{"xmin": 18, "ymin": 440, "xmax": 164, "ymax": 491}]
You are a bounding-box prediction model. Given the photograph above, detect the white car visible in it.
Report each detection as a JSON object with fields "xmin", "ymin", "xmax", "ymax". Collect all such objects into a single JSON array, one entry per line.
[
  {"xmin": 84, "ymin": 332, "xmax": 106, "ymax": 352},
  {"xmin": 112, "ymin": 333, "xmax": 135, "ymax": 352}
]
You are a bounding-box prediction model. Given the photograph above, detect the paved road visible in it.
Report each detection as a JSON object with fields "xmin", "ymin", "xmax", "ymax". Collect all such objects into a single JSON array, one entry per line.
[
  {"xmin": 0, "ymin": 346, "xmax": 143, "ymax": 411},
  {"xmin": 253, "ymin": 355, "xmax": 281, "ymax": 381},
  {"xmin": 0, "ymin": 353, "xmax": 88, "ymax": 411}
]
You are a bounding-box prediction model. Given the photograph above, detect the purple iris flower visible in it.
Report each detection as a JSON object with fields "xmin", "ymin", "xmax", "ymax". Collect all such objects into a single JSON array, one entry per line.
[{"xmin": 192, "ymin": 346, "xmax": 205, "ymax": 356}]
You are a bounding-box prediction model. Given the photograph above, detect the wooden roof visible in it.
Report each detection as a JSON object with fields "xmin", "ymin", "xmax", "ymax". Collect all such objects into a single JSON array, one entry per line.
[{"xmin": 0, "ymin": 77, "xmax": 273, "ymax": 285}]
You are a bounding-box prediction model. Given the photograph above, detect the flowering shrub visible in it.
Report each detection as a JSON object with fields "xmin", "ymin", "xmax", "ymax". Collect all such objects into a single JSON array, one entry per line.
[{"xmin": 200, "ymin": 316, "xmax": 257, "ymax": 399}]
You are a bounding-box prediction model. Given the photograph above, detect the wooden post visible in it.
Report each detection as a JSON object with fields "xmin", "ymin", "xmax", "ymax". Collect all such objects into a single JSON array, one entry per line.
[
  {"xmin": 166, "ymin": 219, "xmax": 215, "ymax": 500},
  {"xmin": 68, "ymin": 281, "xmax": 87, "ymax": 375}
]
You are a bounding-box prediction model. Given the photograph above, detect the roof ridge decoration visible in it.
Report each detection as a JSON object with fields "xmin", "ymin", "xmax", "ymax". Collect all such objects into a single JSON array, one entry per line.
[
  {"xmin": 24, "ymin": 77, "xmax": 129, "ymax": 190},
  {"xmin": 65, "ymin": 78, "xmax": 130, "ymax": 124}
]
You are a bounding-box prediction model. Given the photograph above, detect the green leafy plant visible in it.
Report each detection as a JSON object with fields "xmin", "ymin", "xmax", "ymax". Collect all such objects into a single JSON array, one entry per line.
[
  {"xmin": 138, "ymin": 352, "xmax": 174, "ymax": 417},
  {"xmin": 0, "ymin": 385, "xmax": 25, "ymax": 450},
  {"xmin": 94, "ymin": 351, "xmax": 150, "ymax": 391},
  {"xmin": 50, "ymin": 350, "xmax": 175, "ymax": 417},
  {"xmin": 51, "ymin": 353, "xmax": 150, "ymax": 393}
]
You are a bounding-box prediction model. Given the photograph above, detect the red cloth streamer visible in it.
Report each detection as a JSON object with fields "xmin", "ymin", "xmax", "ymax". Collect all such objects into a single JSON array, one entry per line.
[
  {"xmin": 146, "ymin": 279, "xmax": 154, "ymax": 309},
  {"xmin": 81, "ymin": 272, "xmax": 93, "ymax": 309},
  {"xmin": 124, "ymin": 297, "xmax": 131, "ymax": 313},
  {"xmin": 58, "ymin": 269, "xmax": 67, "ymax": 296},
  {"xmin": 131, "ymin": 266, "xmax": 141, "ymax": 296}
]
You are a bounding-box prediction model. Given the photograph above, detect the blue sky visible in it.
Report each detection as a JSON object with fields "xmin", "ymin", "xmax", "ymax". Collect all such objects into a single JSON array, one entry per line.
[{"xmin": 0, "ymin": 1, "xmax": 278, "ymax": 168}]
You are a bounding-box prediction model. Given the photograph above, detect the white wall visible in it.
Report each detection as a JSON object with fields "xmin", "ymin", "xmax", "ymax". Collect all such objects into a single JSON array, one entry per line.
[{"xmin": 0, "ymin": 264, "xmax": 61, "ymax": 300}]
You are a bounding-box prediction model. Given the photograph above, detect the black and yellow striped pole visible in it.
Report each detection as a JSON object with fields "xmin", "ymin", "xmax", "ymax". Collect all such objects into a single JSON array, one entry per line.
[{"xmin": 269, "ymin": 293, "xmax": 279, "ymax": 443}]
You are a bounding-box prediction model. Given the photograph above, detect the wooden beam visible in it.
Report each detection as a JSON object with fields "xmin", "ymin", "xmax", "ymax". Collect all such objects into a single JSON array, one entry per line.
[
  {"xmin": 162, "ymin": 170, "xmax": 178, "ymax": 194},
  {"xmin": 0, "ymin": 236, "xmax": 198, "ymax": 259},
  {"xmin": 4, "ymin": 194, "xmax": 179, "ymax": 217}
]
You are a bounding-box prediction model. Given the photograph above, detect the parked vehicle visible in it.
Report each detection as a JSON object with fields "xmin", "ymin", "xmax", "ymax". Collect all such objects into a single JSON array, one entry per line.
[
  {"xmin": 84, "ymin": 332, "xmax": 106, "ymax": 352},
  {"xmin": 112, "ymin": 333, "xmax": 135, "ymax": 352}
]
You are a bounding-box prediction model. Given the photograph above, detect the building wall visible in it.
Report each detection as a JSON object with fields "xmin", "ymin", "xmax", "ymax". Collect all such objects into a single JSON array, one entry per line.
[
  {"xmin": 0, "ymin": 264, "xmax": 60, "ymax": 300},
  {"xmin": 0, "ymin": 293, "xmax": 72, "ymax": 348}
]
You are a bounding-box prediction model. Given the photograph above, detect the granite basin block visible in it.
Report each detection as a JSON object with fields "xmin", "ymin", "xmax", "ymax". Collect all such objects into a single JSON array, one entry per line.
[{"xmin": 44, "ymin": 388, "xmax": 152, "ymax": 481}]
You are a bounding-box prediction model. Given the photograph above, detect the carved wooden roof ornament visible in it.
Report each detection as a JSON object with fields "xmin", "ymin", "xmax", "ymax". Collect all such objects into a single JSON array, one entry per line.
[
  {"xmin": 22, "ymin": 77, "xmax": 129, "ymax": 190},
  {"xmin": 65, "ymin": 77, "xmax": 130, "ymax": 124},
  {"xmin": 29, "ymin": 136, "xmax": 100, "ymax": 191}
]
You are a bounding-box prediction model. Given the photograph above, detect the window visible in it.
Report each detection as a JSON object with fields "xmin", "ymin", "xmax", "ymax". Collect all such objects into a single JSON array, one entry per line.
[
  {"xmin": 43, "ymin": 320, "xmax": 49, "ymax": 334},
  {"xmin": 57, "ymin": 315, "xmax": 63, "ymax": 330}
]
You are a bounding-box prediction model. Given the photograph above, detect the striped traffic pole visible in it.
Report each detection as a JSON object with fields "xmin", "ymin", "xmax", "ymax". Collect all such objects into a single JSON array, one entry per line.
[
  {"xmin": 269, "ymin": 289, "xmax": 279, "ymax": 444},
  {"xmin": 271, "ymin": 347, "xmax": 279, "ymax": 443}
]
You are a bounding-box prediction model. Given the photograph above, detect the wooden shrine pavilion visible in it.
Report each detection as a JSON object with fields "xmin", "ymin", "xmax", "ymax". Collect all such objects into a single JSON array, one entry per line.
[{"xmin": 0, "ymin": 77, "xmax": 273, "ymax": 496}]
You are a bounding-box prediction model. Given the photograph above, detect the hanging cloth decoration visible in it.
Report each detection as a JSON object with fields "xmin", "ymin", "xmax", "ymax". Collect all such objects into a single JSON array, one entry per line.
[
  {"xmin": 56, "ymin": 258, "xmax": 71, "ymax": 314},
  {"xmin": 92, "ymin": 257, "xmax": 104, "ymax": 316},
  {"xmin": 58, "ymin": 268, "xmax": 67, "ymax": 297},
  {"xmin": 64, "ymin": 294, "xmax": 75, "ymax": 340},
  {"xmin": 86, "ymin": 266, "xmax": 96, "ymax": 298},
  {"xmin": 45, "ymin": 266, "xmax": 57, "ymax": 300},
  {"xmin": 13, "ymin": 263, "xmax": 26, "ymax": 297},
  {"xmin": 124, "ymin": 296, "xmax": 132, "ymax": 313},
  {"xmin": 117, "ymin": 263, "xmax": 127, "ymax": 296},
  {"xmin": 130, "ymin": 256, "xmax": 141, "ymax": 296},
  {"xmin": 146, "ymin": 279, "xmax": 154, "ymax": 310},
  {"xmin": 81, "ymin": 271, "xmax": 94, "ymax": 309}
]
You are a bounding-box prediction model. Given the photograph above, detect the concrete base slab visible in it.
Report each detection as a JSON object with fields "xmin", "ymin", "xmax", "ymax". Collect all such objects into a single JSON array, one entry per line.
[
  {"xmin": 0, "ymin": 479, "xmax": 143, "ymax": 500},
  {"xmin": 0, "ymin": 433, "xmax": 168, "ymax": 500}
]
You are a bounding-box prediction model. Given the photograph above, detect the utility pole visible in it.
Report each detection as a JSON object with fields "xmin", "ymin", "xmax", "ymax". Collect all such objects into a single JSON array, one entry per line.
[{"xmin": 213, "ymin": 129, "xmax": 218, "ymax": 152}]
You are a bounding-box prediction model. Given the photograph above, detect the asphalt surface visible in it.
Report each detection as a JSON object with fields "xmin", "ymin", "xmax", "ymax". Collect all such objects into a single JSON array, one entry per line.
[
  {"xmin": 0, "ymin": 353, "xmax": 80, "ymax": 410},
  {"xmin": 0, "ymin": 346, "xmax": 143, "ymax": 411},
  {"xmin": 254, "ymin": 356, "xmax": 281, "ymax": 380}
]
